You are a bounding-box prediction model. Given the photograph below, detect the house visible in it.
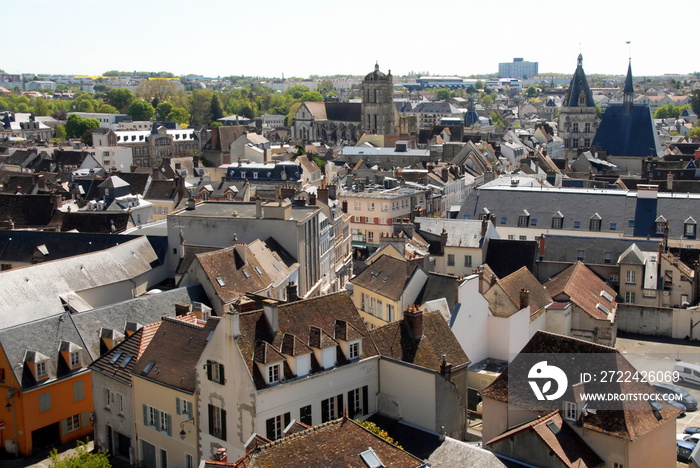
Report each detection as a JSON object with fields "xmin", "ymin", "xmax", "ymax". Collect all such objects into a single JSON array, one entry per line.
[
  {"xmin": 371, "ymin": 307, "xmax": 470, "ymax": 438},
  {"xmin": 229, "ymin": 132, "xmax": 270, "ymax": 164},
  {"xmin": 543, "ymin": 261, "xmax": 617, "ymax": 346},
  {"xmin": 350, "ymin": 254, "xmax": 428, "ymax": 329},
  {"xmin": 481, "ymin": 331, "xmax": 678, "ymax": 468},
  {"xmin": 0, "ymin": 315, "xmax": 92, "ymax": 456},
  {"xmin": 295, "ymin": 155, "xmax": 322, "ymax": 189},
  {"xmin": 132, "ymin": 316, "xmax": 220, "ymax": 468},
  {"xmin": 227, "ymin": 416, "xmax": 426, "ymax": 468},
  {"xmin": 196, "ymin": 293, "xmax": 380, "ymax": 460}
]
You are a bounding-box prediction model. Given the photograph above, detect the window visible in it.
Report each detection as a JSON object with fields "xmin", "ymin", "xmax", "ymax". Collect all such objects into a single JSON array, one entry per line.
[
  {"xmin": 585, "ymin": 122, "xmax": 591, "ymax": 133},
  {"xmin": 185, "ymin": 454, "xmax": 194, "ymax": 468},
  {"xmin": 73, "ymin": 381, "xmax": 85, "ymax": 402},
  {"xmin": 387, "ymin": 304, "xmax": 394, "ymax": 322},
  {"xmin": 625, "ymin": 270, "xmax": 636, "ymax": 284},
  {"xmin": 531, "ymin": 218, "xmax": 537, "ymax": 226},
  {"xmin": 625, "ymin": 291, "xmax": 636, "ymax": 303},
  {"xmin": 368, "ymin": 231, "xmax": 374, "ymax": 243},
  {"xmin": 609, "ymin": 273, "xmax": 619, "ymax": 283},
  {"xmin": 519, "ymin": 236, "xmax": 527, "ymax": 241},
  {"xmin": 266, "ymin": 413, "xmax": 291, "ymax": 441},
  {"xmin": 268, "ymin": 363, "xmax": 281, "ymax": 384},
  {"xmin": 349, "ymin": 341, "xmax": 360, "ymax": 360},
  {"xmin": 518, "ymin": 215, "xmax": 529, "ymax": 227},
  {"xmin": 118, "ymin": 393, "xmax": 125, "ymax": 414},
  {"xmin": 573, "ymin": 220, "xmax": 581, "ymax": 229},
  {"xmin": 564, "ymin": 401, "xmax": 577, "ymax": 421},
  {"xmin": 604, "ymin": 252, "xmax": 612, "ymax": 264},
  {"xmin": 39, "ymin": 392, "xmax": 51, "ymax": 412},
  {"xmin": 300, "ymin": 405, "xmax": 312, "ymax": 426},
  {"xmin": 610, "ymin": 223, "xmax": 617, "ymax": 231},
  {"xmin": 576, "ymin": 250, "xmax": 584, "ymax": 261},
  {"xmin": 572, "ymin": 123, "xmax": 579, "ymax": 133},
  {"xmin": 36, "ymin": 361, "xmax": 47, "ymax": 379},
  {"xmin": 464, "ymin": 255, "xmax": 472, "ymax": 268},
  {"xmin": 447, "ymin": 254, "xmax": 455, "ymax": 267},
  {"xmin": 589, "ymin": 219, "xmax": 601, "ymax": 231},
  {"xmin": 376, "ymin": 300, "xmax": 383, "ymax": 320},
  {"xmin": 65, "ymin": 414, "xmax": 81, "ymax": 433},
  {"xmin": 104, "ymin": 388, "xmax": 112, "ymax": 409},
  {"xmin": 382, "ymin": 203, "xmax": 388, "ymax": 211},
  {"xmin": 347, "ymin": 386, "xmax": 369, "ymax": 419},
  {"xmin": 500, "ymin": 217, "xmax": 507, "ymax": 224},
  {"xmin": 322, "ymin": 394, "xmax": 343, "ymax": 423},
  {"xmin": 143, "ymin": 405, "xmax": 171, "ymax": 435},
  {"xmin": 208, "ymin": 404, "xmax": 226, "ymax": 440},
  {"xmin": 613, "ymin": 463, "xmax": 623, "ymax": 468},
  {"xmin": 368, "ymin": 202, "xmax": 375, "ymax": 211},
  {"xmin": 160, "ymin": 449, "xmax": 168, "ymax": 468},
  {"xmin": 207, "ymin": 361, "xmax": 225, "ymax": 384},
  {"xmin": 177, "ymin": 398, "xmax": 192, "ymax": 418},
  {"xmin": 354, "ymin": 201, "xmax": 361, "ymax": 210},
  {"xmin": 656, "ymin": 222, "xmax": 665, "ymax": 234},
  {"xmin": 552, "ymin": 217, "xmax": 563, "ymax": 229},
  {"xmin": 70, "ymin": 352, "xmax": 80, "ymax": 368},
  {"xmin": 685, "ymin": 220, "xmax": 697, "ymax": 238}
]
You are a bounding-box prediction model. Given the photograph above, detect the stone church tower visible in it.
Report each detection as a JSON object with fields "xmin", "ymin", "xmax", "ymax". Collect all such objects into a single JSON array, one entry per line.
[
  {"xmin": 558, "ymin": 54, "xmax": 598, "ymax": 160},
  {"xmin": 361, "ymin": 63, "xmax": 395, "ymax": 135}
]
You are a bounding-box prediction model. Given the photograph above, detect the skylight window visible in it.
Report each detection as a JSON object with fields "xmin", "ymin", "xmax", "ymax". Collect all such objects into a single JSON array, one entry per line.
[
  {"xmin": 242, "ymin": 270, "xmax": 250, "ymax": 278},
  {"xmin": 142, "ymin": 361, "xmax": 155, "ymax": 375},
  {"xmin": 596, "ymin": 303, "xmax": 610, "ymax": 315},
  {"xmin": 110, "ymin": 352, "xmax": 122, "ymax": 364},
  {"xmin": 273, "ymin": 264, "xmax": 281, "ymax": 272},
  {"xmin": 600, "ymin": 290, "xmax": 613, "ymax": 302},
  {"xmin": 119, "ymin": 356, "xmax": 132, "ymax": 368},
  {"xmin": 216, "ymin": 277, "xmax": 226, "ymax": 287},
  {"xmin": 360, "ymin": 448, "xmax": 384, "ymax": 468},
  {"xmin": 255, "ymin": 267, "xmax": 263, "ymax": 275}
]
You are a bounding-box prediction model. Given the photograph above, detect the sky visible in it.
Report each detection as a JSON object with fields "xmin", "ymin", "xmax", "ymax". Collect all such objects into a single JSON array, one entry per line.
[{"xmin": 4, "ymin": 0, "xmax": 698, "ymax": 80}]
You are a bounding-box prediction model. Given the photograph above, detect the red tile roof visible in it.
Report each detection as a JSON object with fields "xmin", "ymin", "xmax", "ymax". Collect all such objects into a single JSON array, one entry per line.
[{"xmin": 543, "ymin": 262, "xmax": 616, "ymax": 321}]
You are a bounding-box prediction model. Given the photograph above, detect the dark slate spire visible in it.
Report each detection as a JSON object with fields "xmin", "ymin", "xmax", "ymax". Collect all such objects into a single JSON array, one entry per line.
[
  {"xmin": 563, "ymin": 54, "xmax": 595, "ymax": 108},
  {"xmin": 623, "ymin": 59, "xmax": 634, "ymax": 115}
]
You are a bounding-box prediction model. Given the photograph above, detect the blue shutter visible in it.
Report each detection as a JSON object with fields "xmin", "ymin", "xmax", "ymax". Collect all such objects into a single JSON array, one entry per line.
[
  {"xmin": 176, "ymin": 397, "xmax": 181, "ymax": 416},
  {"xmin": 143, "ymin": 404, "xmax": 148, "ymax": 426}
]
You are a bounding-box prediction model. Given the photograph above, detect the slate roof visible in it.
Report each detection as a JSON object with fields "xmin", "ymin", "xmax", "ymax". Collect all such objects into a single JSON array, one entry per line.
[
  {"xmin": 89, "ymin": 326, "xmax": 149, "ymax": 386},
  {"xmin": 60, "ymin": 211, "xmax": 130, "ymax": 234},
  {"xmin": 543, "ymin": 262, "xmax": 617, "ymax": 320},
  {"xmin": 562, "ymin": 54, "xmax": 595, "ymax": 108},
  {"xmin": 231, "ymin": 417, "xmax": 424, "ymax": 468},
  {"xmin": 0, "ymin": 193, "xmax": 57, "ymax": 226},
  {"xmin": 0, "ymin": 231, "xmax": 141, "ymax": 264},
  {"xmin": 131, "ymin": 316, "xmax": 219, "ymax": 393},
  {"xmin": 592, "ymin": 104, "xmax": 662, "ymax": 157},
  {"xmin": 540, "ymin": 234, "xmax": 661, "ymax": 267},
  {"xmin": 0, "ymin": 313, "xmax": 90, "ymax": 390},
  {"xmin": 209, "ymin": 125, "xmax": 247, "ymax": 152},
  {"xmin": 484, "ymin": 239, "xmax": 537, "ymax": 279},
  {"xmin": 486, "ymin": 412, "xmax": 604, "ymax": 468},
  {"xmin": 70, "ymin": 284, "xmax": 210, "ymax": 360},
  {"xmin": 410, "ymin": 102, "xmax": 459, "ymax": 114},
  {"xmin": 234, "ymin": 293, "xmax": 378, "ymax": 390},
  {"xmin": 145, "ymin": 179, "xmax": 178, "ymax": 200},
  {"xmin": 480, "ymin": 331, "xmax": 679, "ymax": 442},
  {"xmin": 370, "ymin": 309, "xmax": 469, "ymax": 372},
  {"xmin": 247, "ymin": 238, "xmax": 298, "ymax": 288},
  {"xmin": 0, "ymin": 236, "xmax": 159, "ymax": 329},
  {"xmin": 416, "ymin": 272, "xmax": 460, "ymax": 312},
  {"xmin": 115, "ymin": 172, "xmax": 151, "ymax": 196},
  {"xmin": 414, "ymin": 217, "xmax": 485, "ymax": 248},
  {"xmin": 350, "ymin": 255, "xmax": 420, "ymax": 301}
]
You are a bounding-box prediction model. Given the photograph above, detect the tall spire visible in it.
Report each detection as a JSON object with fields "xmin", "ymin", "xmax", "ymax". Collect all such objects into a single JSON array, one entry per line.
[
  {"xmin": 564, "ymin": 54, "xmax": 594, "ymax": 108},
  {"xmin": 623, "ymin": 59, "xmax": 634, "ymax": 115}
]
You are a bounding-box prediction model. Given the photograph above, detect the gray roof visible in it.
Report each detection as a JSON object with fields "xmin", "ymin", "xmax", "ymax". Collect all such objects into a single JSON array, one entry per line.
[
  {"xmin": 70, "ymin": 284, "xmax": 210, "ymax": 360},
  {"xmin": 415, "ymin": 217, "xmax": 485, "ymax": 248},
  {"xmin": 540, "ymin": 235, "xmax": 660, "ymax": 266},
  {"xmin": 0, "ymin": 231, "xmax": 141, "ymax": 263},
  {"xmin": 0, "ymin": 236, "xmax": 159, "ymax": 329},
  {"xmin": 618, "ymin": 243, "xmax": 647, "ymax": 265},
  {"xmin": 427, "ymin": 438, "xmax": 512, "ymax": 468}
]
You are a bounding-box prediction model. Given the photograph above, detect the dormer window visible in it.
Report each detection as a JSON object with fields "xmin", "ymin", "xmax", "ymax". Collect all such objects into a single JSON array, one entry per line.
[
  {"xmin": 552, "ymin": 211, "xmax": 563, "ymax": 229},
  {"xmin": 70, "ymin": 352, "xmax": 80, "ymax": 368},
  {"xmin": 268, "ymin": 363, "xmax": 281, "ymax": 384},
  {"xmin": 36, "ymin": 360, "xmax": 48, "ymax": 379},
  {"xmin": 518, "ymin": 210, "xmax": 530, "ymax": 227},
  {"xmin": 589, "ymin": 213, "xmax": 601, "ymax": 231},
  {"xmin": 349, "ymin": 340, "xmax": 361, "ymax": 360},
  {"xmin": 655, "ymin": 216, "xmax": 666, "ymax": 235},
  {"xmin": 685, "ymin": 217, "xmax": 697, "ymax": 238}
]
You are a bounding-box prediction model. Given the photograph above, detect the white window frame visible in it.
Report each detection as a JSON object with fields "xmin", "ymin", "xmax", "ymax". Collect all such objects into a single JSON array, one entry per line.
[
  {"xmin": 349, "ymin": 341, "xmax": 360, "ymax": 360},
  {"xmin": 70, "ymin": 351, "xmax": 80, "ymax": 367},
  {"xmin": 625, "ymin": 270, "xmax": 636, "ymax": 284},
  {"xmin": 564, "ymin": 401, "xmax": 577, "ymax": 421},
  {"xmin": 104, "ymin": 388, "xmax": 112, "ymax": 409},
  {"xmin": 36, "ymin": 360, "xmax": 47, "ymax": 379},
  {"xmin": 625, "ymin": 291, "xmax": 636, "ymax": 304},
  {"xmin": 66, "ymin": 414, "xmax": 81, "ymax": 433},
  {"xmin": 268, "ymin": 363, "xmax": 281, "ymax": 384}
]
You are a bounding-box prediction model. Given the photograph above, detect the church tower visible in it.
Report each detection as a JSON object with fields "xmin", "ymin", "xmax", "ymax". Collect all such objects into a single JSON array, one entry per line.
[
  {"xmin": 623, "ymin": 59, "xmax": 634, "ymax": 115},
  {"xmin": 361, "ymin": 63, "xmax": 395, "ymax": 135},
  {"xmin": 558, "ymin": 54, "xmax": 599, "ymax": 160}
]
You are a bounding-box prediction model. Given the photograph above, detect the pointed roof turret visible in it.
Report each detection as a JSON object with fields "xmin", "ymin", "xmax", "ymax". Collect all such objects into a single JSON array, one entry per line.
[
  {"xmin": 623, "ymin": 59, "xmax": 634, "ymax": 114},
  {"xmin": 563, "ymin": 54, "xmax": 595, "ymax": 108}
]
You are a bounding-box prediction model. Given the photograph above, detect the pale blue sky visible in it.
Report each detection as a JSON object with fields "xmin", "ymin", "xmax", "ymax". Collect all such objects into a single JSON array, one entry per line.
[{"xmin": 4, "ymin": 0, "xmax": 696, "ymax": 78}]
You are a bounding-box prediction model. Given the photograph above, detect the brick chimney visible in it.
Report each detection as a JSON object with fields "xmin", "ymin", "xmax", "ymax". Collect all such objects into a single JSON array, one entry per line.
[
  {"xmin": 286, "ymin": 281, "xmax": 299, "ymax": 302},
  {"xmin": 263, "ymin": 299, "xmax": 279, "ymax": 334},
  {"xmin": 440, "ymin": 354, "xmax": 452, "ymax": 380},
  {"xmin": 317, "ymin": 186, "xmax": 329, "ymax": 204},
  {"xmin": 403, "ymin": 305, "xmax": 423, "ymax": 340},
  {"xmin": 481, "ymin": 218, "xmax": 488, "ymax": 237},
  {"xmin": 519, "ymin": 289, "xmax": 529, "ymax": 310},
  {"xmin": 280, "ymin": 186, "xmax": 296, "ymax": 201},
  {"xmin": 539, "ymin": 234, "xmax": 546, "ymax": 257},
  {"xmin": 308, "ymin": 193, "xmax": 316, "ymax": 206}
]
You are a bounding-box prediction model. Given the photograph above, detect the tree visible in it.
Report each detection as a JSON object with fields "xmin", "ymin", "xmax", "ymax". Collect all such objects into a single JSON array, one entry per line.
[
  {"xmin": 285, "ymin": 85, "xmax": 310, "ymax": 100},
  {"xmin": 526, "ymin": 86, "xmax": 538, "ymax": 98},
  {"xmin": 128, "ymin": 99, "xmax": 155, "ymax": 121},
  {"xmin": 136, "ymin": 79, "xmax": 180, "ymax": 103},
  {"xmin": 357, "ymin": 421, "xmax": 402, "ymax": 448},
  {"xmin": 49, "ymin": 439, "xmax": 111, "ymax": 468},
  {"xmin": 34, "ymin": 98, "xmax": 50, "ymax": 116},
  {"xmin": 189, "ymin": 89, "xmax": 214, "ymax": 126},
  {"xmin": 436, "ymin": 88, "xmax": 452, "ymax": 100},
  {"xmin": 97, "ymin": 104, "xmax": 119, "ymax": 114},
  {"xmin": 54, "ymin": 124, "xmax": 67, "ymax": 140},
  {"xmin": 108, "ymin": 88, "xmax": 134, "ymax": 113},
  {"xmin": 166, "ymin": 107, "xmax": 191, "ymax": 125},
  {"xmin": 475, "ymin": 80, "xmax": 484, "ymax": 90},
  {"xmin": 156, "ymin": 102, "xmax": 174, "ymax": 121},
  {"xmin": 300, "ymin": 91, "xmax": 323, "ymax": 102},
  {"xmin": 210, "ymin": 94, "xmax": 224, "ymax": 122},
  {"xmin": 481, "ymin": 95, "xmax": 493, "ymax": 107},
  {"xmin": 691, "ymin": 90, "xmax": 700, "ymax": 118},
  {"xmin": 65, "ymin": 114, "xmax": 100, "ymax": 139},
  {"xmin": 490, "ymin": 111, "xmax": 504, "ymax": 127},
  {"xmin": 285, "ymin": 102, "xmax": 302, "ymax": 127},
  {"xmin": 688, "ymin": 127, "xmax": 700, "ymax": 138}
]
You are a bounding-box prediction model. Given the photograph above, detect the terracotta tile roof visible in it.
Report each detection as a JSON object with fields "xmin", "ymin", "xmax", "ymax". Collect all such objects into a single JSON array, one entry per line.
[
  {"xmin": 350, "ymin": 255, "xmax": 419, "ymax": 301},
  {"xmin": 195, "ymin": 244, "xmax": 273, "ymax": 304},
  {"xmin": 543, "ymin": 261, "xmax": 616, "ymax": 320},
  {"xmin": 132, "ymin": 316, "xmax": 220, "ymax": 393},
  {"xmin": 480, "ymin": 331, "xmax": 679, "ymax": 441},
  {"xmin": 230, "ymin": 417, "xmax": 424, "ymax": 468},
  {"xmin": 254, "ymin": 341, "xmax": 286, "ymax": 364},
  {"xmin": 370, "ymin": 309, "xmax": 469, "ymax": 372},
  {"xmin": 235, "ymin": 293, "xmax": 378, "ymax": 390},
  {"xmin": 487, "ymin": 412, "xmax": 604, "ymax": 468},
  {"xmin": 210, "ymin": 125, "xmax": 247, "ymax": 152},
  {"xmin": 496, "ymin": 266, "xmax": 552, "ymax": 320}
]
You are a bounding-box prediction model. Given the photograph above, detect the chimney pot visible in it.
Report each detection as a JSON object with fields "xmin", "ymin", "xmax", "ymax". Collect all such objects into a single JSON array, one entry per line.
[{"xmin": 403, "ymin": 306, "xmax": 423, "ymax": 340}]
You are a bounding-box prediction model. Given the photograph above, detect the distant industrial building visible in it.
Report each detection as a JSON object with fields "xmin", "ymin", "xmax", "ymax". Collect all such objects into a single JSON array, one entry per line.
[{"xmin": 498, "ymin": 58, "xmax": 538, "ymax": 79}]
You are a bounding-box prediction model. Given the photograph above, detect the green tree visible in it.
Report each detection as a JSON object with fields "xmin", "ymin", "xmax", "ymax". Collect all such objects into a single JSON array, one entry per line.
[
  {"xmin": 108, "ymin": 88, "xmax": 134, "ymax": 113},
  {"xmin": 97, "ymin": 104, "xmax": 119, "ymax": 113},
  {"xmin": 210, "ymin": 93, "xmax": 224, "ymax": 122},
  {"xmin": 34, "ymin": 98, "xmax": 50, "ymax": 116},
  {"xmin": 65, "ymin": 114, "xmax": 100, "ymax": 139},
  {"xmin": 128, "ymin": 99, "xmax": 155, "ymax": 121},
  {"xmin": 490, "ymin": 111, "xmax": 504, "ymax": 127},
  {"xmin": 189, "ymin": 89, "xmax": 214, "ymax": 126},
  {"xmin": 436, "ymin": 88, "xmax": 452, "ymax": 100},
  {"xmin": 475, "ymin": 80, "xmax": 484, "ymax": 90},
  {"xmin": 317, "ymin": 79, "xmax": 335, "ymax": 97},
  {"xmin": 166, "ymin": 107, "xmax": 190, "ymax": 125},
  {"xmin": 285, "ymin": 85, "xmax": 310, "ymax": 100},
  {"xmin": 49, "ymin": 439, "xmax": 111, "ymax": 468},
  {"xmin": 156, "ymin": 102, "xmax": 174, "ymax": 121},
  {"xmin": 526, "ymin": 86, "xmax": 538, "ymax": 98},
  {"xmin": 481, "ymin": 95, "xmax": 494, "ymax": 107},
  {"xmin": 285, "ymin": 102, "xmax": 302, "ymax": 126},
  {"xmin": 300, "ymin": 91, "xmax": 323, "ymax": 102},
  {"xmin": 688, "ymin": 127, "xmax": 700, "ymax": 138},
  {"xmin": 691, "ymin": 90, "xmax": 700, "ymax": 117},
  {"xmin": 54, "ymin": 124, "xmax": 67, "ymax": 140}
]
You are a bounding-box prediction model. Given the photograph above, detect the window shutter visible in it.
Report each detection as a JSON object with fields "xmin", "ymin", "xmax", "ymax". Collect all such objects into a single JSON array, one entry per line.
[
  {"xmin": 336, "ymin": 394, "xmax": 343, "ymax": 419},
  {"xmin": 81, "ymin": 411, "xmax": 89, "ymax": 429},
  {"xmin": 220, "ymin": 409, "xmax": 227, "ymax": 441},
  {"xmin": 207, "ymin": 360, "xmax": 213, "ymax": 381},
  {"xmin": 266, "ymin": 417, "xmax": 275, "ymax": 440},
  {"xmin": 347, "ymin": 391, "xmax": 355, "ymax": 419},
  {"xmin": 219, "ymin": 363, "xmax": 225, "ymax": 383},
  {"xmin": 321, "ymin": 399, "xmax": 329, "ymax": 423},
  {"xmin": 143, "ymin": 404, "xmax": 148, "ymax": 426},
  {"xmin": 176, "ymin": 397, "xmax": 181, "ymax": 415},
  {"xmin": 155, "ymin": 409, "xmax": 161, "ymax": 431},
  {"xmin": 362, "ymin": 386, "xmax": 369, "ymax": 416},
  {"xmin": 208, "ymin": 404, "xmax": 214, "ymax": 435},
  {"xmin": 60, "ymin": 417, "xmax": 69, "ymax": 435},
  {"xmin": 166, "ymin": 413, "xmax": 172, "ymax": 436},
  {"xmin": 284, "ymin": 412, "xmax": 290, "ymax": 429}
]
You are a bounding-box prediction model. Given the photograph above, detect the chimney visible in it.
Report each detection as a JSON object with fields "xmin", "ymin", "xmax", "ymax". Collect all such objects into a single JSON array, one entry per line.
[
  {"xmin": 403, "ymin": 305, "xmax": 423, "ymax": 340},
  {"xmin": 281, "ymin": 186, "xmax": 296, "ymax": 201},
  {"xmin": 440, "ymin": 354, "xmax": 452, "ymax": 380},
  {"xmin": 214, "ymin": 448, "xmax": 228, "ymax": 462},
  {"xmin": 286, "ymin": 281, "xmax": 299, "ymax": 302},
  {"xmin": 234, "ymin": 243, "xmax": 247, "ymax": 264},
  {"xmin": 519, "ymin": 289, "xmax": 529, "ymax": 310},
  {"xmin": 317, "ymin": 186, "xmax": 329, "ymax": 204},
  {"xmin": 481, "ymin": 218, "xmax": 488, "ymax": 237},
  {"xmin": 539, "ymin": 234, "xmax": 546, "ymax": 257},
  {"xmin": 341, "ymin": 200, "xmax": 348, "ymax": 213},
  {"xmin": 255, "ymin": 197, "xmax": 262, "ymax": 218},
  {"xmin": 175, "ymin": 303, "xmax": 191, "ymax": 316},
  {"xmin": 328, "ymin": 184, "xmax": 337, "ymax": 200},
  {"xmin": 308, "ymin": 193, "xmax": 316, "ymax": 206},
  {"xmin": 231, "ymin": 311, "xmax": 241, "ymax": 338},
  {"xmin": 667, "ymin": 172, "xmax": 674, "ymax": 191},
  {"xmin": 441, "ymin": 167, "xmax": 449, "ymax": 181},
  {"xmin": 186, "ymin": 197, "xmax": 195, "ymax": 210},
  {"xmin": 263, "ymin": 300, "xmax": 279, "ymax": 334},
  {"xmin": 440, "ymin": 229, "xmax": 448, "ymax": 255}
]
